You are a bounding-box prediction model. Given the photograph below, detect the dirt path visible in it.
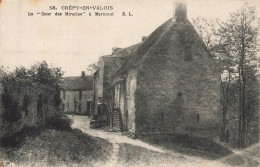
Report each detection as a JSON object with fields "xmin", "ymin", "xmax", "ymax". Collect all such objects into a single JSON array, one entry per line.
[{"xmin": 68, "ymin": 115, "xmax": 235, "ymax": 167}]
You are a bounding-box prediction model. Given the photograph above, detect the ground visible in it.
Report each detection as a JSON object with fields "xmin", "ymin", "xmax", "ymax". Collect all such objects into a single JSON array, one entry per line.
[
  {"xmin": 68, "ymin": 115, "xmax": 260, "ymax": 167},
  {"xmin": 0, "ymin": 115, "xmax": 259, "ymax": 167}
]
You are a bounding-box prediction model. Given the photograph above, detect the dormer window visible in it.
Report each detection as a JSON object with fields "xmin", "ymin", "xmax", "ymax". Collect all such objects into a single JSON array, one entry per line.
[{"xmin": 185, "ymin": 45, "xmax": 192, "ymax": 62}]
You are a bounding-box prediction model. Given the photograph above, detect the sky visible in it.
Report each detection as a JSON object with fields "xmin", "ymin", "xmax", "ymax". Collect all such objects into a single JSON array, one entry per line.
[{"xmin": 0, "ymin": 0, "xmax": 259, "ymax": 76}]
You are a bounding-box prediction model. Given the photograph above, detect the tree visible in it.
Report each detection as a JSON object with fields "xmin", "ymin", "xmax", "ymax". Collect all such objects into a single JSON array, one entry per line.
[
  {"xmin": 193, "ymin": 17, "xmax": 236, "ymax": 142},
  {"xmin": 192, "ymin": 17, "xmax": 216, "ymax": 51},
  {"xmin": 0, "ymin": 61, "xmax": 65, "ymax": 123},
  {"xmin": 217, "ymin": 4, "xmax": 259, "ymax": 147},
  {"xmin": 29, "ymin": 61, "xmax": 64, "ymax": 88},
  {"xmin": 193, "ymin": 3, "xmax": 259, "ymax": 147},
  {"xmin": 87, "ymin": 62, "xmax": 99, "ymax": 75}
]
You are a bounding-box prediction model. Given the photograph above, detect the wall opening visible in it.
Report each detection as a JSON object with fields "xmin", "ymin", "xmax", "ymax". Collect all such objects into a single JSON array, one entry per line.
[
  {"xmin": 63, "ymin": 90, "xmax": 66, "ymax": 100},
  {"xmin": 161, "ymin": 113, "xmax": 164, "ymax": 121},
  {"xmin": 23, "ymin": 95, "xmax": 30, "ymax": 114},
  {"xmin": 87, "ymin": 101, "xmax": 92, "ymax": 116},
  {"xmin": 197, "ymin": 114, "xmax": 200, "ymax": 123},
  {"xmin": 79, "ymin": 103, "xmax": 82, "ymax": 113},
  {"xmin": 79, "ymin": 90, "xmax": 82, "ymax": 101},
  {"xmin": 177, "ymin": 92, "xmax": 183, "ymax": 118},
  {"xmin": 74, "ymin": 101, "xmax": 77, "ymax": 113},
  {"xmin": 37, "ymin": 94, "xmax": 43, "ymax": 116},
  {"xmin": 62, "ymin": 103, "xmax": 65, "ymax": 111},
  {"xmin": 185, "ymin": 45, "xmax": 192, "ymax": 62}
]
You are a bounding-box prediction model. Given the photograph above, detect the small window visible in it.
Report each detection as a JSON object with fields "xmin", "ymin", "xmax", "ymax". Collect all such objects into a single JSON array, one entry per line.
[
  {"xmin": 185, "ymin": 45, "xmax": 192, "ymax": 61},
  {"xmin": 79, "ymin": 91, "xmax": 82, "ymax": 100},
  {"xmin": 67, "ymin": 102, "xmax": 70, "ymax": 108},
  {"xmin": 63, "ymin": 90, "xmax": 66, "ymax": 100},
  {"xmin": 79, "ymin": 103, "xmax": 81, "ymax": 113},
  {"xmin": 197, "ymin": 114, "xmax": 200, "ymax": 123},
  {"xmin": 178, "ymin": 92, "xmax": 182, "ymax": 97},
  {"xmin": 161, "ymin": 113, "xmax": 164, "ymax": 121},
  {"xmin": 62, "ymin": 103, "xmax": 65, "ymax": 111}
]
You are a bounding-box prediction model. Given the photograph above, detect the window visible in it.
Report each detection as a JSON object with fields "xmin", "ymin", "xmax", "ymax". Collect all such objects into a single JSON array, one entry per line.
[
  {"xmin": 74, "ymin": 101, "xmax": 77, "ymax": 112},
  {"xmin": 79, "ymin": 91, "xmax": 82, "ymax": 101},
  {"xmin": 197, "ymin": 114, "xmax": 200, "ymax": 123},
  {"xmin": 161, "ymin": 113, "xmax": 164, "ymax": 121},
  {"xmin": 185, "ymin": 45, "xmax": 192, "ymax": 61},
  {"xmin": 87, "ymin": 101, "xmax": 92, "ymax": 115},
  {"xmin": 177, "ymin": 92, "xmax": 183, "ymax": 118},
  {"xmin": 67, "ymin": 102, "xmax": 70, "ymax": 108},
  {"xmin": 79, "ymin": 103, "xmax": 81, "ymax": 113},
  {"xmin": 63, "ymin": 90, "xmax": 66, "ymax": 100},
  {"xmin": 62, "ymin": 103, "xmax": 65, "ymax": 111}
]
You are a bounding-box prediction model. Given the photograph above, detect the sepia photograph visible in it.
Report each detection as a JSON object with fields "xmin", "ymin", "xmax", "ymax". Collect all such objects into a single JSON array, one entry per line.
[{"xmin": 0, "ymin": 0, "xmax": 259, "ymax": 166}]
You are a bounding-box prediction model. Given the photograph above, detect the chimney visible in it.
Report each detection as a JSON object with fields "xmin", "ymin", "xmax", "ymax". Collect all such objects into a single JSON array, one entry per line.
[
  {"xmin": 112, "ymin": 47, "xmax": 121, "ymax": 54},
  {"xmin": 142, "ymin": 36, "xmax": 147, "ymax": 42},
  {"xmin": 81, "ymin": 71, "xmax": 85, "ymax": 79},
  {"xmin": 174, "ymin": 2, "xmax": 187, "ymax": 22}
]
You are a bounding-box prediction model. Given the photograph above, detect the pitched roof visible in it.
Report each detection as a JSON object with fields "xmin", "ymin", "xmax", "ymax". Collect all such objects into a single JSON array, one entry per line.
[
  {"xmin": 113, "ymin": 18, "xmax": 173, "ymax": 76},
  {"xmin": 113, "ymin": 18, "xmax": 205, "ymax": 77},
  {"xmin": 112, "ymin": 43, "xmax": 140, "ymax": 57},
  {"xmin": 60, "ymin": 76, "xmax": 93, "ymax": 90}
]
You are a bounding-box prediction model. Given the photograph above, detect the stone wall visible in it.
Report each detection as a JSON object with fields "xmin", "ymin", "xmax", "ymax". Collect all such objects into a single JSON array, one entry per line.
[
  {"xmin": 111, "ymin": 68, "xmax": 137, "ymax": 134},
  {"xmin": 125, "ymin": 68, "xmax": 137, "ymax": 135},
  {"xmin": 135, "ymin": 21, "xmax": 221, "ymax": 137},
  {"xmin": 103, "ymin": 57, "xmax": 127, "ymax": 94},
  {"xmin": 94, "ymin": 56, "xmax": 127, "ymax": 115},
  {"xmin": 93, "ymin": 60, "xmax": 104, "ymax": 115},
  {"xmin": 0, "ymin": 84, "xmax": 59, "ymax": 138},
  {"xmin": 60, "ymin": 89, "xmax": 93, "ymax": 115}
]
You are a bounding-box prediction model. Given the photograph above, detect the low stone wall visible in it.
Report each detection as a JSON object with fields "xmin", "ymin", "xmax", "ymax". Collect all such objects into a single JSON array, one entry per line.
[{"xmin": 0, "ymin": 83, "xmax": 60, "ymax": 138}]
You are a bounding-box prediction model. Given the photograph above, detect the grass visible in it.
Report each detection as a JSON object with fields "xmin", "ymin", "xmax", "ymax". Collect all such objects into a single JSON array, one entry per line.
[
  {"xmin": 139, "ymin": 133, "xmax": 232, "ymax": 159},
  {"xmin": 0, "ymin": 114, "xmax": 112, "ymax": 167},
  {"xmin": 117, "ymin": 143, "xmax": 187, "ymax": 166}
]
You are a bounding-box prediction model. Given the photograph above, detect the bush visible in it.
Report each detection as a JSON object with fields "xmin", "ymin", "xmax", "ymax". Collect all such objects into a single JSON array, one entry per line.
[
  {"xmin": 0, "ymin": 127, "xmax": 112, "ymax": 166},
  {"xmin": 53, "ymin": 90, "xmax": 61, "ymax": 108},
  {"xmin": 0, "ymin": 126, "xmax": 42, "ymax": 148},
  {"xmin": 46, "ymin": 114, "xmax": 72, "ymax": 131},
  {"xmin": 2, "ymin": 90, "xmax": 22, "ymax": 123}
]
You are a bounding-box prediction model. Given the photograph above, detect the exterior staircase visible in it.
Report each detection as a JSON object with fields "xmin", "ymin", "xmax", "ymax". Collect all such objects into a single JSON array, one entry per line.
[{"xmin": 112, "ymin": 109, "xmax": 123, "ymax": 132}]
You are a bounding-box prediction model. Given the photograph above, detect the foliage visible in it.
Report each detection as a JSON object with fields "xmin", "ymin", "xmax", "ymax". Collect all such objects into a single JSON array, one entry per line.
[
  {"xmin": 193, "ymin": 3, "xmax": 259, "ymax": 148},
  {"xmin": 0, "ymin": 61, "xmax": 64, "ymax": 123},
  {"xmin": 53, "ymin": 90, "xmax": 62, "ymax": 108},
  {"xmin": 0, "ymin": 126, "xmax": 43, "ymax": 148},
  {"xmin": 86, "ymin": 61, "xmax": 99, "ymax": 75},
  {"xmin": 46, "ymin": 113, "xmax": 72, "ymax": 131},
  {"xmin": 29, "ymin": 61, "xmax": 64, "ymax": 87},
  {"xmin": 0, "ymin": 125, "xmax": 112, "ymax": 166},
  {"xmin": 218, "ymin": 4, "xmax": 259, "ymax": 147},
  {"xmin": 192, "ymin": 17, "xmax": 217, "ymax": 51},
  {"xmin": 1, "ymin": 90, "xmax": 21, "ymax": 123}
]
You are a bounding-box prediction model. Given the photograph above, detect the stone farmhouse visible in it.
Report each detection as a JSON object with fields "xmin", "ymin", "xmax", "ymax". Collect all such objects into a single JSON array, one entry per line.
[
  {"xmin": 93, "ymin": 3, "xmax": 221, "ymax": 138},
  {"xmin": 60, "ymin": 72, "xmax": 93, "ymax": 116}
]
